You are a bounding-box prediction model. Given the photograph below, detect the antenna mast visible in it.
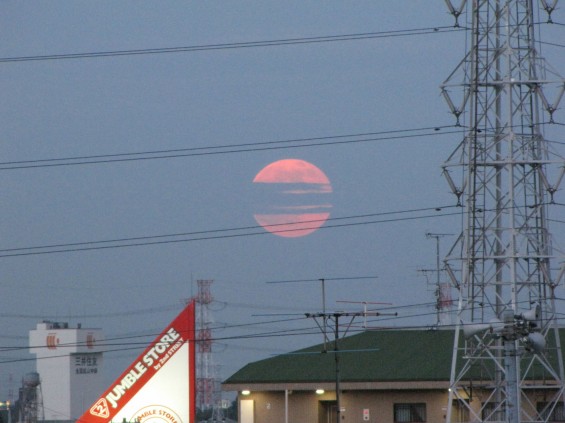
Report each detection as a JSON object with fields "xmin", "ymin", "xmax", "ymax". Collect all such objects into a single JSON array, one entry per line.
[
  {"xmin": 442, "ymin": 1, "xmax": 565, "ymax": 423},
  {"xmin": 425, "ymin": 232, "xmax": 453, "ymax": 326}
]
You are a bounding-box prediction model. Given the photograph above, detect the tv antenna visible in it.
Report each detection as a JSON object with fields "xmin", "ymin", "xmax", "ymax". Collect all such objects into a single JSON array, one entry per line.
[
  {"xmin": 305, "ymin": 307, "xmax": 396, "ymax": 423},
  {"xmin": 335, "ymin": 300, "xmax": 394, "ymax": 329},
  {"xmin": 425, "ymin": 232, "xmax": 453, "ymax": 325},
  {"xmin": 267, "ymin": 275, "xmax": 378, "ymax": 344}
]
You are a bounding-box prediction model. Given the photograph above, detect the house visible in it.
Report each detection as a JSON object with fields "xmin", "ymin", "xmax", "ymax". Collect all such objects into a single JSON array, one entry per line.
[{"xmin": 222, "ymin": 328, "xmax": 565, "ymax": 423}]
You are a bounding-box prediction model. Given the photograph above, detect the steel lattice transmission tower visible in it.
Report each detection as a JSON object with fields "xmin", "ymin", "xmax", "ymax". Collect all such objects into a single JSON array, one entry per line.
[
  {"xmin": 195, "ymin": 279, "xmax": 224, "ymax": 421},
  {"xmin": 442, "ymin": 1, "xmax": 565, "ymax": 423}
]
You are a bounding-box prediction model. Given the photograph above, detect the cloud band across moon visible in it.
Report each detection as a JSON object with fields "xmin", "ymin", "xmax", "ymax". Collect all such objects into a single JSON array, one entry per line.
[{"xmin": 253, "ymin": 159, "xmax": 332, "ymax": 238}]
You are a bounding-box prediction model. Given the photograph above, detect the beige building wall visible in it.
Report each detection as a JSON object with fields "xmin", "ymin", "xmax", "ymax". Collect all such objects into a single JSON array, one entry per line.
[
  {"xmin": 234, "ymin": 385, "xmax": 563, "ymax": 423},
  {"xmin": 238, "ymin": 389, "xmax": 452, "ymax": 423}
]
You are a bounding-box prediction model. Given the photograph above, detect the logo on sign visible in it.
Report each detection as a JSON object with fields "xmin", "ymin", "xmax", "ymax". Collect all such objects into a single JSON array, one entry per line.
[
  {"xmin": 90, "ymin": 398, "xmax": 110, "ymax": 419},
  {"xmin": 133, "ymin": 405, "xmax": 183, "ymax": 423},
  {"xmin": 46, "ymin": 333, "xmax": 59, "ymax": 350}
]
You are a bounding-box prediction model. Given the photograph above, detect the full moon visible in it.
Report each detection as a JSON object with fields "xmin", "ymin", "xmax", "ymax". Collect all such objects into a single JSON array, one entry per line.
[{"xmin": 253, "ymin": 159, "xmax": 332, "ymax": 238}]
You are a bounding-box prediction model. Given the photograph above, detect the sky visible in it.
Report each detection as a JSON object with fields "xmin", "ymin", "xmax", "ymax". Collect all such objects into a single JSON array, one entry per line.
[{"xmin": 1, "ymin": 0, "xmax": 564, "ymax": 413}]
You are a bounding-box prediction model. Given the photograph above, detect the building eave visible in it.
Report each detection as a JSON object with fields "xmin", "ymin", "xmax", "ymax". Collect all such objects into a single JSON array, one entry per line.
[{"xmin": 223, "ymin": 380, "xmax": 451, "ymax": 392}]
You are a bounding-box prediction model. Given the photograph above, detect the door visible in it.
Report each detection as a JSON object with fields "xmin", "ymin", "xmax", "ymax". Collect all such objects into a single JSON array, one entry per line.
[{"xmin": 319, "ymin": 400, "xmax": 338, "ymax": 423}]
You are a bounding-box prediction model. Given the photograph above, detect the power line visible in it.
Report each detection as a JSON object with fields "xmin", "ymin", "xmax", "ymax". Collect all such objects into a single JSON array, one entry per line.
[
  {"xmin": 3, "ymin": 19, "xmax": 558, "ymax": 66},
  {"xmin": 5, "ymin": 119, "xmax": 561, "ymax": 171},
  {"xmin": 0, "ymin": 125, "xmax": 461, "ymax": 171},
  {"xmin": 0, "ymin": 303, "xmax": 183, "ymax": 320},
  {"xmin": 539, "ymin": 39, "xmax": 565, "ymax": 48},
  {"xmin": 1, "ymin": 310, "xmax": 433, "ymax": 359},
  {"xmin": 4, "ymin": 295, "xmax": 564, "ymax": 365},
  {"xmin": 0, "ymin": 204, "xmax": 461, "ymax": 258},
  {"xmin": 0, "ymin": 26, "xmax": 465, "ymax": 64},
  {"xmin": 1, "ymin": 200, "xmax": 559, "ymax": 258},
  {"xmin": 0, "ymin": 317, "xmax": 319, "ymax": 356},
  {"xmin": 10, "ymin": 311, "xmax": 565, "ymax": 366}
]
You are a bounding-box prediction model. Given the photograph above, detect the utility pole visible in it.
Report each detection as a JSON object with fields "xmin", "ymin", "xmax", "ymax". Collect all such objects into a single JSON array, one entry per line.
[
  {"xmin": 306, "ymin": 309, "xmax": 396, "ymax": 422},
  {"xmin": 442, "ymin": 2, "xmax": 565, "ymax": 423},
  {"xmin": 305, "ymin": 311, "xmax": 357, "ymax": 422}
]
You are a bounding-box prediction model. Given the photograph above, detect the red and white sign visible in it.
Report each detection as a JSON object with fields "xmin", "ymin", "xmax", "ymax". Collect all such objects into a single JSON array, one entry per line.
[{"xmin": 77, "ymin": 301, "xmax": 196, "ymax": 423}]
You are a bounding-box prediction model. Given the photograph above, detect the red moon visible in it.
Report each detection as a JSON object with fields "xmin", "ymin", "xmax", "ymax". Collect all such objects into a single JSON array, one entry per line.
[{"xmin": 253, "ymin": 159, "xmax": 332, "ymax": 238}]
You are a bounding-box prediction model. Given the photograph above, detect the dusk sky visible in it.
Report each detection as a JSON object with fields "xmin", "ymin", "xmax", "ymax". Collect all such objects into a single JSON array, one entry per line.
[{"xmin": 1, "ymin": 1, "xmax": 564, "ymax": 411}]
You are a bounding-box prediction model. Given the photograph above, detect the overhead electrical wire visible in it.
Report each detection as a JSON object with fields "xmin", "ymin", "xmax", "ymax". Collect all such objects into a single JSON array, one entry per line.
[
  {"xmin": 0, "ymin": 20, "xmax": 561, "ymax": 366},
  {"xmin": 8, "ymin": 311, "xmax": 565, "ymax": 366},
  {"xmin": 0, "ymin": 303, "xmax": 183, "ymax": 320},
  {"xmin": 0, "ymin": 199, "xmax": 559, "ymax": 258},
  {"xmin": 539, "ymin": 39, "xmax": 565, "ymax": 48},
  {"xmin": 4, "ymin": 120, "xmax": 563, "ymax": 171},
  {"xmin": 3, "ymin": 296, "xmax": 565, "ymax": 364},
  {"xmin": 0, "ymin": 26, "xmax": 465, "ymax": 64},
  {"xmin": 0, "ymin": 318, "xmax": 322, "ymax": 358},
  {"xmin": 0, "ymin": 317, "xmax": 420, "ymax": 361},
  {"xmin": 0, "ymin": 125, "xmax": 461, "ymax": 171},
  {"xmin": 0, "ymin": 204, "xmax": 461, "ymax": 258},
  {"xmin": 0, "ymin": 19, "xmax": 557, "ymax": 65},
  {"xmin": 0, "ymin": 20, "xmax": 560, "ymax": 374},
  {"xmin": 4, "ymin": 193, "xmax": 562, "ymax": 259},
  {"xmin": 2, "ymin": 20, "xmax": 559, "ymax": 66}
]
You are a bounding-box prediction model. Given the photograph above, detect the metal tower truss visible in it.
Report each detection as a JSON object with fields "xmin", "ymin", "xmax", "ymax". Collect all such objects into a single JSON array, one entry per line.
[
  {"xmin": 195, "ymin": 279, "xmax": 225, "ymax": 421},
  {"xmin": 442, "ymin": 1, "xmax": 565, "ymax": 423}
]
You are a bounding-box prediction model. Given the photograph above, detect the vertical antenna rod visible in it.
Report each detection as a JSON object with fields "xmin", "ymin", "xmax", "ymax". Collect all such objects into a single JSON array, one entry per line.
[{"xmin": 426, "ymin": 233, "xmax": 453, "ymax": 325}]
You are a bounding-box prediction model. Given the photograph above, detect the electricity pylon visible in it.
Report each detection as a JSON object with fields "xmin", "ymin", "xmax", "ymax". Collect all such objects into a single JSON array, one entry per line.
[
  {"xmin": 195, "ymin": 280, "xmax": 224, "ymax": 421},
  {"xmin": 442, "ymin": 2, "xmax": 565, "ymax": 423}
]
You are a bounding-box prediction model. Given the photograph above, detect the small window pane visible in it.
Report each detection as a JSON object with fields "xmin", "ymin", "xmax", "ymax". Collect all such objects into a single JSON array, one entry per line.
[{"xmin": 394, "ymin": 403, "xmax": 426, "ymax": 423}]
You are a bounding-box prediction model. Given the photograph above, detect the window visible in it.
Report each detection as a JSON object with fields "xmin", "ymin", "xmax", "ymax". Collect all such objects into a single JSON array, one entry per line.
[
  {"xmin": 482, "ymin": 402, "xmax": 504, "ymax": 422},
  {"xmin": 537, "ymin": 402, "xmax": 565, "ymax": 422},
  {"xmin": 394, "ymin": 403, "xmax": 426, "ymax": 423}
]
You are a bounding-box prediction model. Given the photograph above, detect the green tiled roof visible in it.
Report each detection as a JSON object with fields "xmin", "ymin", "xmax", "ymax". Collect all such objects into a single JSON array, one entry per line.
[
  {"xmin": 223, "ymin": 328, "xmax": 565, "ymax": 385},
  {"xmin": 224, "ymin": 329, "xmax": 455, "ymax": 384}
]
